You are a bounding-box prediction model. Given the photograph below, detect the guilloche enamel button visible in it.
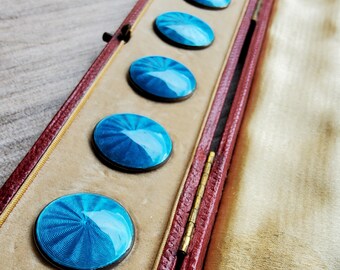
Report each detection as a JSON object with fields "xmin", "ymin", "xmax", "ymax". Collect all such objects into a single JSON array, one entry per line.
[
  {"xmin": 92, "ymin": 113, "xmax": 172, "ymax": 172},
  {"xmin": 129, "ymin": 56, "xmax": 196, "ymax": 102},
  {"xmin": 154, "ymin": 12, "xmax": 214, "ymax": 49},
  {"xmin": 34, "ymin": 193, "xmax": 135, "ymax": 270},
  {"xmin": 186, "ymin": 0, "xmax": 231, "ymax": 9}
]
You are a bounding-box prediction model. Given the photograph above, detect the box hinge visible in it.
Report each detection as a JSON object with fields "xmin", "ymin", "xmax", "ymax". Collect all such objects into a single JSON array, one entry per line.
[
  {"xmin": 178, "ymin": 151, "xmax": 215, "ymax": 255},
  {"xmin": 252, "ymin": 0, "xmax": 263, "ymax": 21}
]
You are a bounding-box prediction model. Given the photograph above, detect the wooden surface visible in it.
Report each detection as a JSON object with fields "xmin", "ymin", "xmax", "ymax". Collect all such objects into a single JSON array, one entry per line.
[{"xmin": 0, "ymin": 0, "xmax": 138, "ymax": 187}]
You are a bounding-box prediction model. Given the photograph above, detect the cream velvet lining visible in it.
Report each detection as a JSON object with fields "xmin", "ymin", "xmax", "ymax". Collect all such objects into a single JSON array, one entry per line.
[
  {"xmin": 205, "ymin": 0, "xmax": 340, "ymax": 269},
  {"xmin": 0, "ymin": 0, "xmax": 249, "ymax": 269}
]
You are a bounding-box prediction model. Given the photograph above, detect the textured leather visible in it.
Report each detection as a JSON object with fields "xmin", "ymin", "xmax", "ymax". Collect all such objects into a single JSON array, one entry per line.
[
  {"xmin": 183, "ymin": 1, "xmax": 274, "ymax": 269},
  {"xmin": 157, "ymin": 1, "xmax": 258, "ymax": 269}
]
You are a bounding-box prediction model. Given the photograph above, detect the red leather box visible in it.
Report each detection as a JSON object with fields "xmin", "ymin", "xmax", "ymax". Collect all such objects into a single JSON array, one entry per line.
[{"xmin": 2, "ymin": 0, "xmax": 338, "ymax": 269}]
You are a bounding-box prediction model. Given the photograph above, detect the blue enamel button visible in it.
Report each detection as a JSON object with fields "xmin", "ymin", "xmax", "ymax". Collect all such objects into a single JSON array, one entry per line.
[
  {"xmin": 129, "ymin": 56, "xmax": 196, "ymax": 101},
  {"xmin": 186, "ymin": 0, "xmax": 231, "ymax": 9},
  {"xmin": 154, "ymin": 12, "xmax": 214, "ymax": 49},
  {"xmin": 34, "ymin": 193, "xmax": 134, "ymax": 269},
  {"xmin": 93, "ymin": 113, "xmax": 172, "ymax": 172}
]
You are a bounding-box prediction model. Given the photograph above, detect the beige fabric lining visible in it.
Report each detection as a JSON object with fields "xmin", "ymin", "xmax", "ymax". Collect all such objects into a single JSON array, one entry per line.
[
  {"xmin": 204, "ymin": 0, "xmax": 340, "ymax": 269},
  {"xmin": 0, "ymin": 0, "xmax": 248, "ymax": 269}
]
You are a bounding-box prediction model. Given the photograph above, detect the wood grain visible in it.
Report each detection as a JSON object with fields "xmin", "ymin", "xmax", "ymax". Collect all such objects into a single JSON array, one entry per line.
[{"xmin": 0, "ymin": 0, "xmax": 138, "ymax": 187}]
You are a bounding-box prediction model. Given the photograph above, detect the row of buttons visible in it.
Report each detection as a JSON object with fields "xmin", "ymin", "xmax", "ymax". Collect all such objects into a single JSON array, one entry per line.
[{"xmin": 34, "ymin": 1, "xmax": 231, "ymax": 269}]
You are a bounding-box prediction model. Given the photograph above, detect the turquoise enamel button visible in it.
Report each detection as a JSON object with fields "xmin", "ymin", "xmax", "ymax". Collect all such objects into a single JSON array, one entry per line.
[
  {"xmin": 34, "ymin": 193, "xmax": 134, "ymax": 270},
  {"xmin": 186, "ymin": 0, "xmax": 231, "ymax": 9},
  {"xmin": 129, "ymin": 56, "xmax": 196, "ymax": 102},
  {"xmin": 154, "ymin": 12, "xmax": 214, "ymax": 49},
  {"xmin": 92, "ymin": 113, "xmax": 172, "ymax": 172}
]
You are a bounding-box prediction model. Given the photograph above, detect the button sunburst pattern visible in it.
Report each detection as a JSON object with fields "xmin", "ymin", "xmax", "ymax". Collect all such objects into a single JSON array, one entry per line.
[
  {"xmin": 92, "ymin": 113, "xmax": 172, "ymax": 172},
  {"xmin": 154, "ymin": 12, "xmax": 214, "ymax": 49},
  {"xmin": 34, "ymin": 193, "xmax": 135, "ymax": 269},
  {"xmin": 129, "ymin": 56, "xmax": 196, "ymax": 101}
]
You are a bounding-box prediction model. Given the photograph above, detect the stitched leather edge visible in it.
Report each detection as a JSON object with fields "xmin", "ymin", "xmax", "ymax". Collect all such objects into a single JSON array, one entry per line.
[
  {"xmin": 183, "ymin": 0, "xmax": 275, "ymax": 269},
  {"xmin": 156, "ymin": 1, "xmax": 259, "ymax": 269}
]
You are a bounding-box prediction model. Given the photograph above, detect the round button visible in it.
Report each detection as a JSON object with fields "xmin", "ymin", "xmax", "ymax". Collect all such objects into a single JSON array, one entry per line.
[
  {"xmin": 129, "ymin": 56, "xmax": 196, "ymax": 102},
  {"xmin": 154, "ymin": 12, "xmax": 214, "ymax": 49},
  {"xmin": 34, "ymin": 193, "xmax": 135, "ymax": 270},
  {"xmin": 92, "ymin": 113, "xmax": 172, "ymax": 172},
  {"xmin": 186, "ymin": 0, "xmax": 231, "ymax": 9}
]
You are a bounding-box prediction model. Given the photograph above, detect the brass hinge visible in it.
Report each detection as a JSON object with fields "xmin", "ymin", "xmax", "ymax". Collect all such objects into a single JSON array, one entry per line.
[
  {"xmin": 178, "ymin": 151, "xmax": 215, "ymax": 254},
  {"xmin": 252, "ymin": 0, "xmax": 263, "ymax": 21}
]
